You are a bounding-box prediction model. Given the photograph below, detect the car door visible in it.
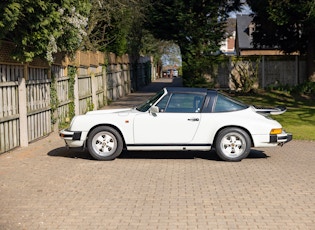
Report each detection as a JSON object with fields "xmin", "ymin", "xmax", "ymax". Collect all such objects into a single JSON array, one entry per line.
[{"xmin": 133, "ymin": 93, "xmax": 204, "ymax": 144}]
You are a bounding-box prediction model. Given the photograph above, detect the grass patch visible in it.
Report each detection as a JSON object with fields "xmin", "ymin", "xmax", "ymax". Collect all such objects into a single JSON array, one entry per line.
[{"xmin": 232, "ymin": 90, "xmax": 315, "ymax": 141}]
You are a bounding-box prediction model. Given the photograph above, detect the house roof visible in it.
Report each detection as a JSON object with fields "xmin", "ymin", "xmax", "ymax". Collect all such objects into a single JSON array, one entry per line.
[
  {"xmin": 235, "ymin": 14, "xmax": 298, "ymax": 56},
  {"xmin": 225, "ymin": 18, "xmax": 236, "ymax": 36},
  {"xmin": 236, "ymin": 14, "xmax": 254, "ymax": 49}
]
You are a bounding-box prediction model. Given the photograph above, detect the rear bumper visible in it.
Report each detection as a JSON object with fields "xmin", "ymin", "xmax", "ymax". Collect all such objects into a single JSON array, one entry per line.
[{"xmin": 270, "ymin": 132, "xmax": 293, "ymax": 145}]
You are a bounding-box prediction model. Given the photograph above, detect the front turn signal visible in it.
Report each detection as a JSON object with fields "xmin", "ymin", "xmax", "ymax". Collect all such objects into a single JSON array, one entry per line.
[{"xmin": 270, "ymin": 128, "xmax": 282, "ymax": 135}]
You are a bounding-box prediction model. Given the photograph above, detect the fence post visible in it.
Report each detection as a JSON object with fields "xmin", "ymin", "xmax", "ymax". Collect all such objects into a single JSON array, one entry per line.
[
  {"xmin": 18, "ymin": 64, "xmax": 28, "ymax": 147},
  {"xmin": 91, "ymin": 71, "xmax": 97, "ymax": 110},
  {"xmin": 103, "ymin": 65, "xmax": 108, "ymax": 106},
  {"xmin": 261, "ymin": 56, "xmax": 265, "ymax": 88},
  {"xmin": 74, "ymin": 72, "xmax": 80, "ymax": 115},
  {"xmin": 150, "ymin": 56, "xmax": 155, "ymax": 82},
  {"xmin": 228, "ymin": 56, "xmax": 233, "ymax": 90},
  {"xmin": 50, "ymin": 69, "xmax": 59, "ymax": 132},
  {"xmin": 295, "ymin": 55, "xmax": 299, "ymax": 85}
]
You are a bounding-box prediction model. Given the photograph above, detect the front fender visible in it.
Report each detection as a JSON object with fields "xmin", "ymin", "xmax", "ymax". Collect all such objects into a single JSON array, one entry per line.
[{"xmin": 69, "ymin": 113, "xmax": 136, "ymax": 144}]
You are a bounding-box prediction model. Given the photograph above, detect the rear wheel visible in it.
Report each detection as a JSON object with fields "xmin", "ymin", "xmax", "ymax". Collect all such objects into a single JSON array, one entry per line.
[
  {"xmin": 87, "ymin": 126, "xmax": 123, "ymax": 160},
  {"xmin": 215, "ymin": 128, "xmax": 251, "ymax": 161}
]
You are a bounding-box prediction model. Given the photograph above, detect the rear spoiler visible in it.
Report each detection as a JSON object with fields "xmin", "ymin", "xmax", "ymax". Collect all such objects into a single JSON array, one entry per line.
[{"xmin": 253, "ymin": 105, "xmax": 287, "ymax": 115}]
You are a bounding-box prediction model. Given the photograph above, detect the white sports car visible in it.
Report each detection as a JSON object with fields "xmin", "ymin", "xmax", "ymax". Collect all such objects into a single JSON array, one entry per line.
[{"xmin": 60, "ymin": 87, "xmax": 292, "ymax": 161}]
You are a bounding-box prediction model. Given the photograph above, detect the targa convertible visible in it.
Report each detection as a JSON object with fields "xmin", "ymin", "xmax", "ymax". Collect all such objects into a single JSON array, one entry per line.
[{"xmin": 60, "ymin": 87, "xmax": 292, "ymax": 161}]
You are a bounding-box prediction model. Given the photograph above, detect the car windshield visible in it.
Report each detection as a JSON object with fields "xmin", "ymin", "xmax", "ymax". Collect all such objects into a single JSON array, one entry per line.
[
  {"xmin": 136, "ymin": 89, "xmax": 165, "ymax": 112},
  {"xmin": 214, "ymin": 93, "xmax": 248, "ymax": 112}
]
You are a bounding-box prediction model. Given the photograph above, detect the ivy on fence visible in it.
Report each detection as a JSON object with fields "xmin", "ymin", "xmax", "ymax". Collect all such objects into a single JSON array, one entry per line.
[
  {"xmin": 50, "ymin": 73, "xmax": 59, "ymax": 125},
  {"xmin": 67, "ymin": 66, "xmax": 76, "ymax": 126}
]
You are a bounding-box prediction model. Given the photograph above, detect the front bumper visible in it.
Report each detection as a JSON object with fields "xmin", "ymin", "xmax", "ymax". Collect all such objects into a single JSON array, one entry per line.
[{"xmin": 59, "ymin": 129, "xmax": 85, "ymax": 148}]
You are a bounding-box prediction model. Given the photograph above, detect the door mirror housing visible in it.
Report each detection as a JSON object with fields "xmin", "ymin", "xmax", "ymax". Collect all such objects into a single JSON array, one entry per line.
[{"xmin": 149, "ymin": 106, "xmax": 159, "ymax": 114}]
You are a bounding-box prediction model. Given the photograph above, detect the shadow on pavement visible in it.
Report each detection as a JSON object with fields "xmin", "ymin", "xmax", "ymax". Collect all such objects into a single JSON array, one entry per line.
[
  {"xmin": 119, "ymin": 149, "xmax": 268, "ymax": 161},
  {"xmin": 119, "ymin": 150, "xmax": 221, "ymax": 160},
  {"xmin": 48, "ymin": 148, "xmax": 268, "ymax": 161},
  {"xmin": 247, "ymin": 149, "xmax": 269, "ymax": 159},
  {"xmin": 48, "ymin": 147, "xmax": 93, "ymax": 160}
]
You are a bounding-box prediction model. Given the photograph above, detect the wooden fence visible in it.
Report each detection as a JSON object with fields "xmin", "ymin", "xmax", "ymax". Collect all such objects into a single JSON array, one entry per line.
[
  {"xmin": 0, "ymin": 42, "xmax": 156, "ymax": 154},
  {"xmin": 215, "ymin": 55, "xmax": 307, "ymax": 89},
  {"xmin": 0, "ymin": 64, "xmax": 21, "ymax": 152}
]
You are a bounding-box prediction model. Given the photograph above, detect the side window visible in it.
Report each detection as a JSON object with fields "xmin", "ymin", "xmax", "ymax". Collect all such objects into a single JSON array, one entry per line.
[{"xmin": 161, "ymin": 93, "xmax": 204, "ymax": 113}]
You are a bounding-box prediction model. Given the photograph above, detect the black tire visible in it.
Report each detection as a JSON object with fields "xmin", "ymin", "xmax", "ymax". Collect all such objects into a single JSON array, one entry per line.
[
  {"xmin": 215, "ymin": 127, "xmax": 251, "ymax": 161},
  {"xmin": 87, "ymin": 126, "xmax": 123, "ymax": 160}
]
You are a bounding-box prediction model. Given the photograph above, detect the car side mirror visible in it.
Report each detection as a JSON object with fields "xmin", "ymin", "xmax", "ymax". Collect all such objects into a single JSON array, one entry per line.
[{"xmin": 149, "ymin": 106, "xmax": 159, "ymax": 114}]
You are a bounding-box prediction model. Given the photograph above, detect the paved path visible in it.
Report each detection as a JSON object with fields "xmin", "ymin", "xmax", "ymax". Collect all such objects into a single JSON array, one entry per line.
[{"xmin": 0, "ymin": 77, "xmax": 314, "ymax": 229}]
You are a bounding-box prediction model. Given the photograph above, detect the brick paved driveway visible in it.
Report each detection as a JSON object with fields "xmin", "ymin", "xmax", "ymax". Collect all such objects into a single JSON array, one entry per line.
[{"xmin": 0, "ymin": 78, "xmax": 314, "ymax": 229}]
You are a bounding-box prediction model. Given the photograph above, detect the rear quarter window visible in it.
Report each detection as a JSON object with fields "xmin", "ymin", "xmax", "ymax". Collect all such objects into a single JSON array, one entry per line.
[{"xmin": 214, "ymin": 94, "xmax": 248, "ymax": 112}]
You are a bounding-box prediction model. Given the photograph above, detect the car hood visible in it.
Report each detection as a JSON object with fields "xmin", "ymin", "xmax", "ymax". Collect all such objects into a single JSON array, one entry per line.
[{"xmin": 85, "ymin": 108, "xmax": 134, "ymax": 115}]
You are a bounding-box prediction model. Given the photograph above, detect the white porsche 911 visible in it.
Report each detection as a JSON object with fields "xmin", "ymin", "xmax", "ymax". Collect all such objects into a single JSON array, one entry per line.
[{"xmin": 60, "ymin": 87, "xmax": 292, "ymax": 161}]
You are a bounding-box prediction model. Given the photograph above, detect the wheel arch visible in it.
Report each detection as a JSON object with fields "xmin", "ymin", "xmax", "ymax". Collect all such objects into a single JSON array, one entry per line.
[
  {"xmin": 213, "ymin": 125, "xmax": 254, "ymax": 148},
  {"xmin": 86, "ymin": 124, "xmax": 127, "ymax": 149}
]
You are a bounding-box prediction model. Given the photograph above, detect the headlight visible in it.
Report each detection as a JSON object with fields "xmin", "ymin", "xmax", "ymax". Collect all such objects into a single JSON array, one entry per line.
[{"xmin": 270, "ymin": 128, "xmax": 282, "ymax": 135}]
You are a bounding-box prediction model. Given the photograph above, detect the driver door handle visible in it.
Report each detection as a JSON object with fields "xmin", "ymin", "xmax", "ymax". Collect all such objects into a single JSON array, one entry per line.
[{"xmin": 188, "ymin": 118, "xmax": 199, "ymax": 121}]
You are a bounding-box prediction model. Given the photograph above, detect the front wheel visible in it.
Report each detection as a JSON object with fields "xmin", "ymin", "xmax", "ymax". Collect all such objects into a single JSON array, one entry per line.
[
  {"xmin": 87, "ymin": 126, "xmax": 123, "ymax": 160},
  {"xmin": 215, "ymin": 128, "xmax": 251, "ymax": 161}
]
